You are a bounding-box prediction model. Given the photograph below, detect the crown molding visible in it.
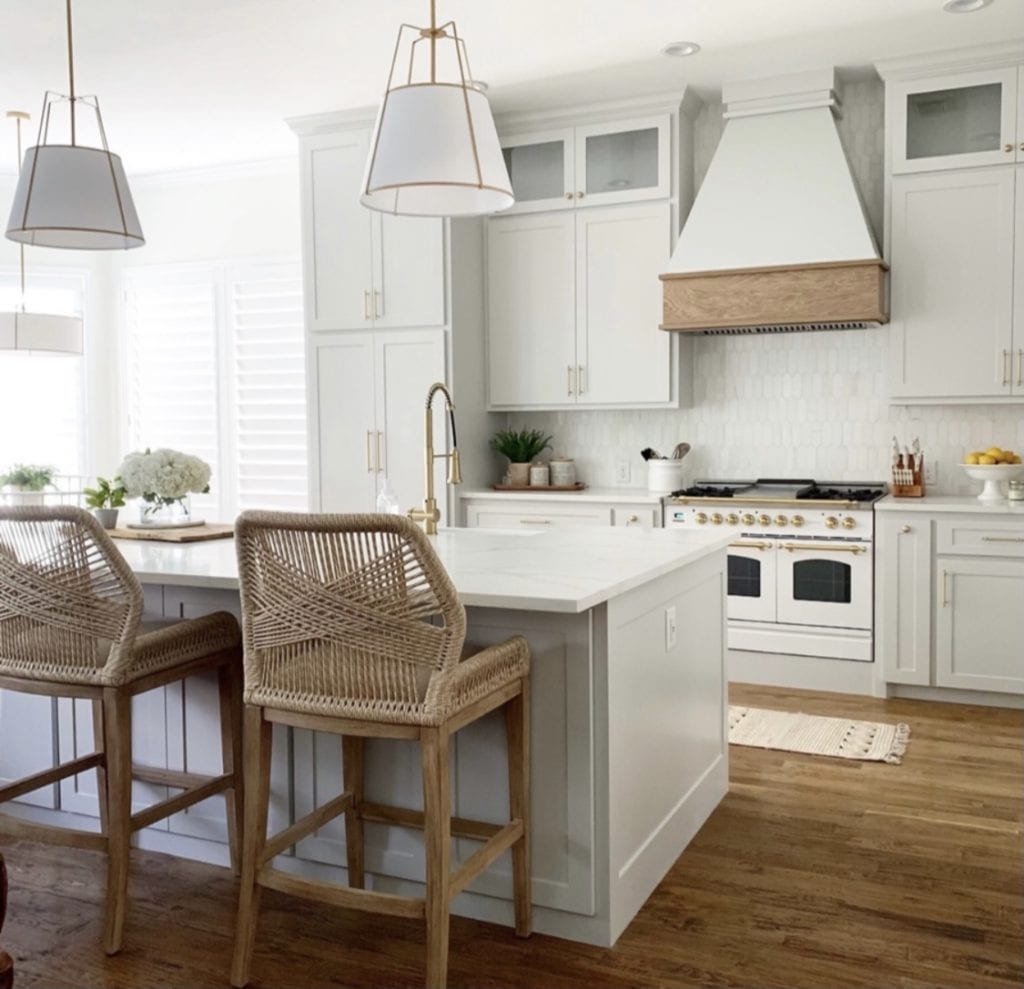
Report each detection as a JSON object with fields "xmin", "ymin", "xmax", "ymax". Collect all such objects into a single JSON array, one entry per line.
[{"xmin": 875, "ymin": 39, "xmax": 1024, "ymax": 80}]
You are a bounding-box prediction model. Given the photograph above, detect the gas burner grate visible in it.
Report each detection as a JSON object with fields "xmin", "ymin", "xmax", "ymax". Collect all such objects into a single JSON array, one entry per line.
[
  {"xmin": 798, "ymin": 486, "xmax": 885, "ymax": 503},
  {"xmin": 674, "ymin": 484, "xmax": 751, "ymax": 498}
]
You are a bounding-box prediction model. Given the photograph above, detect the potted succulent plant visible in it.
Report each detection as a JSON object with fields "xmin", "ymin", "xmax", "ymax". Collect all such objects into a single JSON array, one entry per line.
[
  {"xmin": 1, "ymin": 464, "xmax": 57, "ymax": 506},
  {"xmin": 83, "ymin": 477, "xmax": 127, "ymax": 530},
  {"xmin": 490, "ymin": 428, "xmax": 553, "ymax": 486}
]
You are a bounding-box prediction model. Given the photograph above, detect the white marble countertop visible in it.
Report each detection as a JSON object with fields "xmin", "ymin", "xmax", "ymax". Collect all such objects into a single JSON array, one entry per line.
[
  {"xmin": 876, "ymin": 494, "xmax": 1024, "ymax": 516},
  {"xmin": 113, "ymin": 526, "xmax": 731, "ymax": 614},
  {"xmin": 459, "ymin": 486, "xmax": 663, "ymax": 504}
]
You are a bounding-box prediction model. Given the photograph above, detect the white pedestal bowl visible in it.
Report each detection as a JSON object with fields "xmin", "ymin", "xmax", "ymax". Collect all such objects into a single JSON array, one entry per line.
[{"xmin": 960, "ymin": 463, "xmax": 1024, "ymax": 501}]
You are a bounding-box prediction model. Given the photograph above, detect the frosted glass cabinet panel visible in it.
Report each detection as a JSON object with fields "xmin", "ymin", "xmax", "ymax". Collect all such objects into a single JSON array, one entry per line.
[
  {"xmin": 574, "ymin": 116, "xmax": 670, "ymax": 207},
  {"xmin": 892, "ymin": 69, "xmax": 1019, "ymax": 173},
  {"xmin": 499, "ymin": 129, "xmax": 574, "ymax": 213}
]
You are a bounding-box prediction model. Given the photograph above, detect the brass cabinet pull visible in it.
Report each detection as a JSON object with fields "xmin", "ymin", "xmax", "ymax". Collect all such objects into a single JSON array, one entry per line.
[
  {"xmin": 942, "ymin": 570, "xmax": 950, "ymax": 607},
  {"xmin": 1018, "ymin": 349, "xmax": 1023, "ymax": 387},
  {"xmin": 731, "ymin": 540, "xmax": 772, "ymax": 550},
  {"xmin": 520, "ymin": 518, "xmax": 551, "ymax": 525},
  {"xmin": 578, "ymin": 364, "xmax": 586, "ymax": 394},
  {"xmin": 366, "ymin": 430, "xmax": 374, "ymax": 472},
  {"xmin": 900, "ymin": 525, "xmax": 912, "ymax": 534},
  {"xmin": 374, "ymin": 290, "xmax": 383, "ymax": 320},
  {"xmin": 376, "ymin": 431, "xmax": 385, "ymax": 474},
  {"xmin": 1003, "ymin": 349, "xmax": 1010, "ymax": 386},
  {"xmin": 782, "ymin": 542, "xmax": 866, "ymax": 554},
  {"xmin": 981, "ymin": 536, "xmax": 1024, "ymax": 543},
  {"xmin": 567, "ymin": 365, "xmax": 575, "ymax": 397},
  {"xmin": 363, "ymin": 290, "xmax": 372, "ymax": 321}
]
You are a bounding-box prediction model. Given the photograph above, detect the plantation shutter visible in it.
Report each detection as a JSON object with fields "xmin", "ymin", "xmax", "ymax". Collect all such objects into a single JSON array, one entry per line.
[
  {"xmin": 124, "ymin": 267, "xmax": 222, "ymax": 518},
  {"xmin": 227, "ymin": 263, "xmax": 307, "ymax": 511}
]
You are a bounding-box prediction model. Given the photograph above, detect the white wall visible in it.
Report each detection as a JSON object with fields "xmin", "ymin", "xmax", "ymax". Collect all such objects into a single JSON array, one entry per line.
[{"xmin": 514, "ymin": 79, "xmax": 1024, "ymax": 496}]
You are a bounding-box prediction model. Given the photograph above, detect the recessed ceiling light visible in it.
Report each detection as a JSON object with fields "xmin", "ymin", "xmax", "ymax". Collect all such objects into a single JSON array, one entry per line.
[
  {"xmin": 661, "ymin": 41, "xmax": 701, "ymax": 58},
  {"xmin": 942, "ymin": 0, "xmax": 993, "ymax": 12}
]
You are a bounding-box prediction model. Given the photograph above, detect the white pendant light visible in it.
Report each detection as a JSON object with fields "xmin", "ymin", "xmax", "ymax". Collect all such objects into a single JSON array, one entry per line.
[
  {"xmin": 361, "ymin": 0, "xmax": 513, "ymax": 217},
  {"xmin": 5, "ymin": 0, "xmax": 144, "ymax": 251},
  {"xmin": 0, "ymin": 111, "xmax": 83, "ymax": 356}
]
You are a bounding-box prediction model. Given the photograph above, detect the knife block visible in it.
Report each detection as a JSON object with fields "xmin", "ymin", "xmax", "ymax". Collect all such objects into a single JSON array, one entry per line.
[{"xmin": 891, "ymin": 460, "xmax": 924, "ymax": 498}]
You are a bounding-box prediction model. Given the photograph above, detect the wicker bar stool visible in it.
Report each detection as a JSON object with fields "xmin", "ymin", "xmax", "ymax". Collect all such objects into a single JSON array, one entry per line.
[
  {"xmin": 231, "ymin": 511, "xmax": 531, "ymax": 989},
  {"xmin": 0, "ymin": 506, "xmax": 243, "ymax": 955}
]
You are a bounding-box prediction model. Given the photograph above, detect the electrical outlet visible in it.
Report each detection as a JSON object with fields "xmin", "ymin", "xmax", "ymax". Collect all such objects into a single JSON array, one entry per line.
[
  {"xmin": 665, "ymin": 606, "xmax": 677, "ymax": 651},
  {"xmin": 924, "ymin": 461, "xmax": 938, "ymax": 486},
  {"xmin": 615, "ymin": 461, "xmax": 631, "ymax": 484}
]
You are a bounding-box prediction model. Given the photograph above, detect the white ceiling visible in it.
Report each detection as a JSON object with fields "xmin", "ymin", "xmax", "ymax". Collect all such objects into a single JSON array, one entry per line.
[{"xmin": 0, "ymin": 0, "xmax": 1019, "ymax": 175}]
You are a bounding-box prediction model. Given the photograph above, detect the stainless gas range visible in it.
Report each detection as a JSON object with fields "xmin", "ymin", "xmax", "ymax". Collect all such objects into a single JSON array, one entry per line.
[{"xmin": 663, "ymin": 479, "xmax": 886, "ymax": 662}]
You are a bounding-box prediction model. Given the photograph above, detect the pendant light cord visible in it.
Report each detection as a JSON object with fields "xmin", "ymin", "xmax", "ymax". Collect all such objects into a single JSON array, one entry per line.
[{"xmin": 66, "ymin": 0, "xmax": 76, "ymax": 145}]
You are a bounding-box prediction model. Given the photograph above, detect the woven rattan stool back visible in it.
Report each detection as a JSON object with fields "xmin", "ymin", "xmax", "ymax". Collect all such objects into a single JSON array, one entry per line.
[
  {"xmin": 235, "ymin": 512, "xmax": 468, "ymax": 724},
  {"xmin": 0, "ymin": 506, "xmax": 142, "ymax": 685}
]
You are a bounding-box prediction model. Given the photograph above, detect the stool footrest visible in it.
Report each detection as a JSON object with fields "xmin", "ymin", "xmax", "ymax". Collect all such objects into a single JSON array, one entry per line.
[
  {"xmin": 261, "ymin": 791, "xmax": 354, "ymax": 864},
  {"xmin": 257, "ymin": 865, "xmax": 426, "ymax": 919},
  {"xmin": 0, "ymin": 811, "xmax": 106, "ymax": 851},
  {"xmin": 130, "ymin": 773, "xmax": 233, "ymax": 832},
  {"xmin": 448, "ymin": 819, "xmax": 524, "ymax": 900},
  {"xmin": 360, "ymin": 800, "xmax": 502, "ymax": 841},
  {"xmin": 0, "ymin": 753, "xmax": 102, "ymax": 804}
]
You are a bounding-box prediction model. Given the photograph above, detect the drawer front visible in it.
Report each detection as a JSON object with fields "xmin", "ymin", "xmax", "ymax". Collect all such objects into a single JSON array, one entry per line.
[
  {"xmin": 936, "ymin": 519, "xmax": 1024, "ymax": 558},
  {"xmin": 465, "ymin": 504, "xmax": 610, "ymax": 529},
  {"xmin": 612, "ymin": 506, "xmax": 660, "ymax": 529}
]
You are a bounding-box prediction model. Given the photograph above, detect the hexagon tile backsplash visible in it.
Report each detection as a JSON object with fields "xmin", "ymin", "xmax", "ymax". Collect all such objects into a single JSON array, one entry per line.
[{"xmin": 516, "ymin": 329, "xmax": 1024, "ymax": 494}]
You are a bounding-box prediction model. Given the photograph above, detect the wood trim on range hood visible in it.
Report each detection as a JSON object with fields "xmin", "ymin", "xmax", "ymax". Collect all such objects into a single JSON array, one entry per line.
[{"xmin": 659, "ymin": 258, "xmax": 889, "ymax": 333}]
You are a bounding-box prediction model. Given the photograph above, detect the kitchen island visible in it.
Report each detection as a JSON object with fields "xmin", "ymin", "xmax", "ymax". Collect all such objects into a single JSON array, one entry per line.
[{"xmin": 2, "ymin": 526, "xmax": 731, "ymax": 947}]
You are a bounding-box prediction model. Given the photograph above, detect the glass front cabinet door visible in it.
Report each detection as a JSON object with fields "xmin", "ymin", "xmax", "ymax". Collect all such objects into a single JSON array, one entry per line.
[
  {"xmin": 891, "ymin": 68, "xmax": 1020, "ymax": 173},
  {"xmin": 500, "ymin": 129, "xmax": 575, "ymax": 214}
]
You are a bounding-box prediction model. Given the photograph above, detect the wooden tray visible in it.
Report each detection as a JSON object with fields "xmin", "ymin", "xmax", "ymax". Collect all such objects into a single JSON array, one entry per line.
[
  {"xmin": 109, "ymin": 523, "xmax": 234, "ymax": 543},
  {"xmin": 491, "ymin": 483, "xmax": 587, "ymax": 492}
]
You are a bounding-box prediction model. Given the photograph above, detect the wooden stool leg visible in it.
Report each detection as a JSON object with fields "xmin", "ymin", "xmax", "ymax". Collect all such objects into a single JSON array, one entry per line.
[
  {"xmin": 218, "ymin": 658, "xmax": 245, "ymax": 875},
  {"xmin": 91, "ymin": 698, "xmax": 108, "ymax": 837},
  {"xmin": 102, "ymin": 687, "xmax": 132, "ymax": 955},
  {"xmin": 342, "ymin": 735, "xmax": 365, "ymax": 889},
  {"xmin": 505, "ymin": 676, "xmax": 532, "ymax": 938},
  {"xmin": 421, "ymin": 727, "xmax": 451, "ymax": 989},
  {"xmin": 230, "ymin": 705, "xmax": 272, "ymax": 989}
]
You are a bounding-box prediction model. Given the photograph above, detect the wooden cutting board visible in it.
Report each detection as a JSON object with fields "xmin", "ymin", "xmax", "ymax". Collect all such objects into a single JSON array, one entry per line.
[{"xmin": 109, "ymin": 524, "xmax": 234, "ymax": 543}]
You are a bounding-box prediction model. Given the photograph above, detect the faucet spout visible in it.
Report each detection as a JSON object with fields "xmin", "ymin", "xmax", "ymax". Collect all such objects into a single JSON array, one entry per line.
[{"xmin": 407, "ymin": 381, "xmax": 461, "ymax": 535}]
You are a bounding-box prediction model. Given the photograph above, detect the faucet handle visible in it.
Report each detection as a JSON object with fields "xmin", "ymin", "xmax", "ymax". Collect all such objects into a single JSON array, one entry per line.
[{"xmin": 448, "ymin": 448, "xmax": 462, "ymax": 485}]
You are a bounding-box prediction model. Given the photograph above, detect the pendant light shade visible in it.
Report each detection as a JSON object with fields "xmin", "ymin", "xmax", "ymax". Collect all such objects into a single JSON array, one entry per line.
[
  {"xmin": 0, "ymin": 311, "xmax": 83, "ymax": 355},
  {"xmin": 8, "ymin": 144, "xmax": 143, "ymax": 250},
  {"xmin": 361, "ymin": 2, "xmax": 513, "ymax": 217},
  {"xmin": 5, "ymin": 0, "xmax": 143, "ymax": 251}
]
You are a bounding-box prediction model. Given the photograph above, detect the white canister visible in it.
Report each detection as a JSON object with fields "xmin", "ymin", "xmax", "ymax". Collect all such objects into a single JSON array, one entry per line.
[
  {"xmin": 549, "ymin": 457, "xmax": 576, "ymax": 487},
  {"xmin": 529, "ymin": 462, "xmax": 550, "ymax": 486},
  {"xmin": 647, "ymin": 460, "xmax": 685, "ymax": 494}
]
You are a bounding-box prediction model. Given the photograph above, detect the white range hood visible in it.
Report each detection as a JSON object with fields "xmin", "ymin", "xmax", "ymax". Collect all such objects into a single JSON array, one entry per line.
[{"xmin": 661, "ymin": 69, "xmax": 888, "ymax": 334}]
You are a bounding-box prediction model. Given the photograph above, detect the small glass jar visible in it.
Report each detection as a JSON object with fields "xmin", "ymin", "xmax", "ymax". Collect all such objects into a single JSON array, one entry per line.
[{"xmin": 1008, "ymin": 480, "xmax": 1024, "ymax": 502}]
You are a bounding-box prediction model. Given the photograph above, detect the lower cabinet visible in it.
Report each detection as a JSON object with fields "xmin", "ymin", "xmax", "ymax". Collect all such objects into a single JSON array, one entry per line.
[{"xmin": 876, "ymin": 510, "xmax": 1024, "ymax": 695}]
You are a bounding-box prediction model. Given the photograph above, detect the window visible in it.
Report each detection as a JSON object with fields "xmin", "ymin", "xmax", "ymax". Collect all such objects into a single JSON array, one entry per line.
[
  {"xmin": 0, "ymin": 269, "xmax": 86, "ymax": 477},
  {"xmin": 124, "ymin": 261, "xmax": 306, "ymax": 520}
]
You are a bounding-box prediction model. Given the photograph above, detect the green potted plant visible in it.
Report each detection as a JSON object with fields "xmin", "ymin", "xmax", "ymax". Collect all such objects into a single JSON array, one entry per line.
[
  {"xmin": 490, "ymin": 428, "xmax": 553, "ymax": 486},
  {"xmin": 1, "ymin": 464, "xmax": 57, "ymax": 506},
  {"xmin": 83, "ymin": 477, "xmax": 127, "ymax": 530}
]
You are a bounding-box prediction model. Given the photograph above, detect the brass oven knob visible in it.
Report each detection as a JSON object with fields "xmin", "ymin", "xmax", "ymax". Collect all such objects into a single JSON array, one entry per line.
[
  {"xmin": 742, "ymin": 513, "xmax": 755, "ymax": 526},
  {"xmin": 842, "ymin": 516, "xmax": 857, "ymax": 529},
  {"xmin": 774, "ymin": 514, "xmax": 788, "ymax": 527},
  {"xmin": 726, "ymin": 513, "xmax": 739, "ymax": 525},
  {"xmin": 710, "ymin": 513, "xmax": 724, "ymax": 525},
  {"xmin": 790, "ymin": 515, "xmax": 805, "ymax": 528},
  {"xmin": 825, "ymin": 516, "xmax": 839, "ymax": 529},
  {"xmin": 695, "ymin": 512, "xmax": 708, "ymax": 525},
  {"xmin": 757, "ymin": 513, "xmax": 771, "ymax": 527}
]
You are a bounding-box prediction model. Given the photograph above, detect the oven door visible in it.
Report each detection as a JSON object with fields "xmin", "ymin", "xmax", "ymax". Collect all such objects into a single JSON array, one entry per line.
[
  {"xmin": 727, "ymin": 540, "xmax": 777, "ymax": 622},
  {"xmin": 775, "ymin": 540, "xmax": 872, "ymax": 629}
]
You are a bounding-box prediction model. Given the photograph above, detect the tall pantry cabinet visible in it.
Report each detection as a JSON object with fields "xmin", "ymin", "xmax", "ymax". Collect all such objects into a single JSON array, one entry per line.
[{"xmin": 290, "ymin": 110, "xmax": 494, "ymax": 519}]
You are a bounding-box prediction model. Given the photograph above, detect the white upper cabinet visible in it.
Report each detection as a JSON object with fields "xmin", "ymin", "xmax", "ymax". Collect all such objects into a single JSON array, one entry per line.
[
  {"xmin": 300, "ymin": 129, "xmax": 445, "ymax": 332},
  {"xmin": 891, "ymin": 68, "xmax": 1019, "ymax": 173},
  {"xmin": 500, "ymin": 115, "xmax": 671, "ymax": 214}
]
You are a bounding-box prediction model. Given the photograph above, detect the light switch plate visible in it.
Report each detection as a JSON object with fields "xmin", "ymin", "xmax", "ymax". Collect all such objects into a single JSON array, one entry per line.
[
  {"xmin": 615, "ymin": 461, "xmax": 631, "ymax": 484},
  {"xmin": 665, "ymin": 606, "xmax": 677, "ymax": 651},
  {"xmin": 924, "ymin": 461, "xmax": 938, "ymax": 486}
]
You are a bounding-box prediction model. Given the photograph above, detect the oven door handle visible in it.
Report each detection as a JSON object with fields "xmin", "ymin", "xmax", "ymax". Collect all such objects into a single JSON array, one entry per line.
[
  {"xmin": 730, "ymin": 540, "xmax": 773, "ymax": 551},
  {"xmin": 781, "ymin": 542, "xmax": 867, "ymax": 555}
]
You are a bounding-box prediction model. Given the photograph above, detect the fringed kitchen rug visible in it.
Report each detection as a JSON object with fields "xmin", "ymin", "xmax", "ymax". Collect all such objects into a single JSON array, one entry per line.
[{"xmin": 728, "ymin": 706, "xmax": 910, "ymax": 764}]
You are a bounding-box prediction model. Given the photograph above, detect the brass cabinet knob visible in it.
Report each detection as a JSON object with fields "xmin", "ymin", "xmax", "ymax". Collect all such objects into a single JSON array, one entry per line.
[
  {"xmin": 726, "ymin": 513, "xmax": 739, "ymax": 525},
  {"xmin": 742, "ymin": 513, "xmax": 755, "ymax": 526},
  {"xmin": 711, "ymin": 513, "xmax": 724, "ymax": 525},
  {"xmin": 576, "ymin": 191, "xmax": 585, "ymax": 198},
  {"xmin": 825, "ymin": 516, "xmax": 839, "ymax": 529},
  {"xmin": 842, "ymin": 516, "xmax": 857, "ymax": 529},
  {"xmin": 790, "ymin": 515, "xmax": 805, "ymax": 527},
  {"xmin": 627, "ymin": 514, "xmax": 639, "ymax": 524},
  {"xmin": 1005, "ymin": 143, "xmax": 1015, "ymax": 152},
  {"xmin": 757, "ymin": 513, "xmax": 771, "ymax": 527},
  {"xmin": 695, "ymin": 512, "xmax": 708, "ymax": 524},
  {"xmin": 901, "ymin": 524, "xmax": 912, "ymax": 534},
  {"xmin": 565, "ymin": 192, "xmax": 574, "ymax": 199},
  {"xmin": 774, "ymin": 514, "xmax": 788, "ymax": 527}
]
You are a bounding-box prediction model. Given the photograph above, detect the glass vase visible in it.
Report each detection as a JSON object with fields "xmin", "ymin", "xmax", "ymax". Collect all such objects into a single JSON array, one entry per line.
[{"xmin": 137, "ymin": 494, "xmax": 191, "ymax": 528}]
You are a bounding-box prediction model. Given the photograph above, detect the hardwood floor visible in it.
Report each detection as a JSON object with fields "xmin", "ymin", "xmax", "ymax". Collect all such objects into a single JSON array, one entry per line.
[{"xmin": 2, "ymin": 684, "xmax": 1021, "ymax": 988}]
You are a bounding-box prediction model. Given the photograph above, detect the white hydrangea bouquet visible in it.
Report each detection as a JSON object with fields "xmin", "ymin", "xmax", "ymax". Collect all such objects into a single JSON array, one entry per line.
[{"xmin": 117, "ymin": 448, "xmax": 211, "ymax": 527}]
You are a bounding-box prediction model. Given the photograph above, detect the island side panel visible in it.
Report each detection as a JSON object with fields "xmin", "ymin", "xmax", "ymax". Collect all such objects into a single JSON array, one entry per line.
[{"xmin": 603, "ymin": 549, "xmax": 729, "ymax": 942}]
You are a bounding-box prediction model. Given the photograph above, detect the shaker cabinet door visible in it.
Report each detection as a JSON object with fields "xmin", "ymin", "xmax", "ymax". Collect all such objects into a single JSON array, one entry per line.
[{"xmin": 372, "ymin": 213, "xmax": 446, "ymax": 330}]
